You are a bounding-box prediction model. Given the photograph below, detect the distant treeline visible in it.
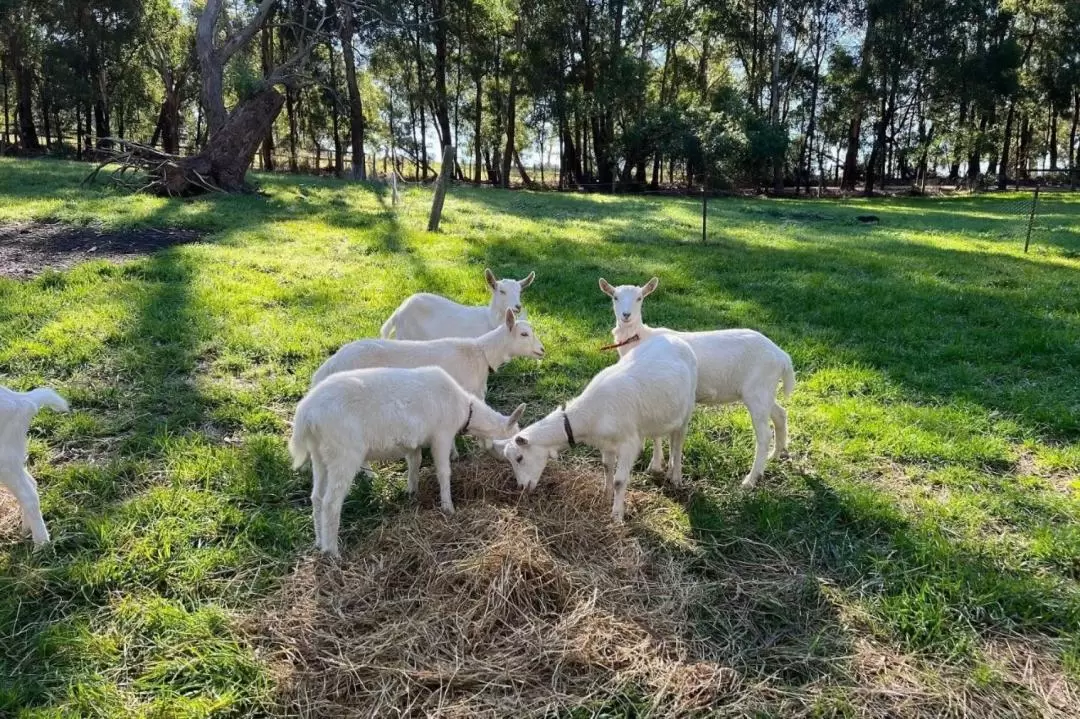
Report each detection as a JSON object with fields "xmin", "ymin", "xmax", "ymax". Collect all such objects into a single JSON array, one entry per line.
[{"xmin": 1, "ymin": 0, "xmax": 1078, "ymax": 193}]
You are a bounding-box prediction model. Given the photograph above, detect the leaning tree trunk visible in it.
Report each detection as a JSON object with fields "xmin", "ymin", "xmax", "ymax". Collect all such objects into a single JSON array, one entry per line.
[{"xmin": 159, "ymin": 89, "xmax": 285, "ymax": 195}]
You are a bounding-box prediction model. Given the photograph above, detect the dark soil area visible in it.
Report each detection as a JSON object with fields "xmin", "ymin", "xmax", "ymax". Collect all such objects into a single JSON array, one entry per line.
[{"xmin": 0, "ymin": 221, "xmax": 203, "ymax": 278}]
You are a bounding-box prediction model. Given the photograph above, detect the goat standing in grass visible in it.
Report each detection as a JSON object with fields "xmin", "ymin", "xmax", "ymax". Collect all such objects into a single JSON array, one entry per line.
[
  {"xmin": 381, "ymin": 268, "xmax": 535, "ymax": 340},
  {"xmin": 313, "ymin": 309, "xmax": 544, "ymax": 394},
  {"xmin": 599, "ymin": 277, "xmax": 794, "ymax": 488},
  {"xmin": 0, "ymin": 386, "xmax": 69, "ymax": 547},
  {"xmin": 290, "ymin": 366, "xmax": 526, "ymax": 556},
  {"xmin": 499, "ymin": 334, "xmax": 697, "ymax": 522}
]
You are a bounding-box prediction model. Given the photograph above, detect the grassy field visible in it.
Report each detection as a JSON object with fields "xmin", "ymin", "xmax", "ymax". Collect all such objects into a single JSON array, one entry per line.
[{"xmin": 0, "ymin": 156, "xmax": 1078, "ymax": 717}]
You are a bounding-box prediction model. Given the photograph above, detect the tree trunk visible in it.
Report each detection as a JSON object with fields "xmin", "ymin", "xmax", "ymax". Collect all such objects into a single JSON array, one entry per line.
[
  {"xmin": 841, "ymin": 114, "xmax": 862, "ymax": 191},
  {"xmin": 998, "ymin": 99, "xmax": 1016, "ymax": 190},
  {"xmin": 39, "ymin": 79, "xmax": 51, "ymax": 150},
  {"xmin": 259, "ymin": 24, "xmax": 275, "ymax": 170},
  {"xmin": 949, "ymin": 99, "xmax": 966, "ymax": 181},
  {"xmin": 1049, "ymin": 103, "xmax": 1058, "ymax": 171},
  {"xmin": 74, "ymin": 103, "xmax": 82, "ymax": 159},
  {"xmin": 337, "ymin": 0, "xmax": 366, "ymax": 179},
  {"xmin": 513, "ymin": 148, "xmax": 533, "ymax": 187},
  {"xmin": 286, "ymin": 87, "xmax": 299, "ymax": 172},
  {"xmin": 1, "ymin": 60, "xmax": 9, "ymax": 148},
  {"xmin": 1017, "ymin": 113, "xmax": 1031, "ymax": 180},
  {"xmin": 802, "ymin": 13, "xmax": 823, "ymax": 195},
  {"xmin": 966, "ymin": 114, "xmax": 988, "ymax": 187},
  {"xmin": 1069, "ymin": 92, "xmax": 1079, "ymax": 176},
  {"xmin": 413, "ymin": 1, "xmax": 429, "ymax": 179},
  {"xmin": 92, "ymin": 59, "xmax": 111, "ymax": 149},
  {"xmin": 432, "ymin": 0, "xmax": 452, "ymax": 151},
  {"xmin": 501, "ymin": 73, "xmax": 517, "ymax": 189},
  {"xmin": 160, "ymin": 88, "xmax": 286, "ymax": 195},
  {"xmin": 160, "ymin": 86, "xmax": 182, "ymax": 155},
  {"xmin": 12, "ymin": 44, "xmax": 40, "ymax": 149},
  {"xmin": 770, "ymin": 0, "xmax": 784, "ymax": 193},
  {"xmin": 473, "ymin": 68, "xmax": 482, "ymax": 184},
  {"xmin": 54, "ymin": 105, "xmax": 62, "ymax": 150}
]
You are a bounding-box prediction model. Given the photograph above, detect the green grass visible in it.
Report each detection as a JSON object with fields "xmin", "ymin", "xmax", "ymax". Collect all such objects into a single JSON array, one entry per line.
[{"xmin": 1, "ymin": 156, "xmax": 1079, "ymax": 716}]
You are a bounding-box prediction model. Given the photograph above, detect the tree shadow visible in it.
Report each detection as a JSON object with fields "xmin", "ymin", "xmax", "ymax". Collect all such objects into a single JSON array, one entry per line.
[
  {"xmin": 682, "ymin": 469, "xmax": 1080, "ymax": 657},
  {"xmin": 0, "ymin": 241, "xmax": 311, "ymax": 713},
  {"xmin": 460, "ymin": 216, "xmax": 1080, "ymax": 442}
]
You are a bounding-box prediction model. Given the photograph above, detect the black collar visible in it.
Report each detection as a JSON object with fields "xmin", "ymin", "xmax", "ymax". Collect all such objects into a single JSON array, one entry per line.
[
  {"xmin": 561, "ymin": 405, "xmax": 576, "ymax": 447},
  {"xmin": 460, "ymin": 403, "xmax": 474, "ymax": 435}
]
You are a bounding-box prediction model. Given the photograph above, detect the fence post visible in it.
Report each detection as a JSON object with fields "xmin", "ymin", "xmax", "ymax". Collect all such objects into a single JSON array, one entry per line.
[
  {"xmin": 701, "ymin": 175, "xmax": 708, "ymax": 243},
  {"xmin": 1024, "ymin": 184, "xmax": 1039, "ymax": 253},
  {"xmin": 428, "ymin": 145, "xmax": 456, "ymax": 232}
]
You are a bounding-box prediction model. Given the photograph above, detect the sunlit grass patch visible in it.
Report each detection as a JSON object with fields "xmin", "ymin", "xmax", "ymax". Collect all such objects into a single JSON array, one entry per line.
[{"xmin": 0, "ymin": 158, "xmax": 1078, "ymax": 715}]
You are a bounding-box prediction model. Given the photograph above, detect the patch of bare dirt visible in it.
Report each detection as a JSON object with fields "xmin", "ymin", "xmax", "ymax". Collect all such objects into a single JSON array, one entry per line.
[{"xmin": 0, "ymin": 221, "xmax": 203, "ymax": 278}]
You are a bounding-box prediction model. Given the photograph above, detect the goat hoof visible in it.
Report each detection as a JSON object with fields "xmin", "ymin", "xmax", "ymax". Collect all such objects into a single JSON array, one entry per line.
[{"xmin": 740, "ymin": 475, "xmax": 758, "ymax": 490}]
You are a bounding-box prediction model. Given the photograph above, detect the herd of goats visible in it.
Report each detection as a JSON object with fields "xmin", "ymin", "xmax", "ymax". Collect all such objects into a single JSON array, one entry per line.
[{"xmin": 2, "ymin": 270, "xmax": 794, "ymax": 557}]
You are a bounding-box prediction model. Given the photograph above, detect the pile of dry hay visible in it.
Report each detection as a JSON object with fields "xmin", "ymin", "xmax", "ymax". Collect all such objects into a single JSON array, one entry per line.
[
  {"xmin": 255, "ymin": 458, "xmax": 742, "ymax": 716},
  {"xmin": 254, "ymin": 457, "xmax": 1078, "ymax": 717}
]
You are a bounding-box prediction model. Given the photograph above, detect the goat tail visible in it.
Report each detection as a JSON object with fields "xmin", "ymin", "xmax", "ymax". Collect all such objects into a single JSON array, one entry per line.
[
  {"xmin": 781, "ymin": 355, "xmax": 796, "ymax": 400},
  {"xmin": 25, "ymin": 387, "xmax": 70, "ymax": 413},
  {"xmin": 289, "ymin": 409, "xmax": 312, "ymax": 470},
  {"xmin": 379, "ymin": 312, "xmax": 397, "ymax": 339}
]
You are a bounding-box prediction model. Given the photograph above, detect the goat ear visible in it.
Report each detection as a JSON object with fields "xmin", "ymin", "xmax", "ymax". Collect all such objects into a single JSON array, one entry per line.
[
  {"xmin": 641, "ymin": 277, "xmax": 659, "ymax": 297},
  {"xmin": 484, "ymin": 268, "xmax": 498, "ymax": 290},
  {"xmin": 504, "ymin": 308, "xmax": 516, "ymax": 330},
  {"xmin": 508, "ymin": 403, "xmax": 526, "ymax": 425},
  {"xmin": 599, "ymin": 278, "xmax": 616, "ymax": 297},
  {"xmin": 514, "ymin": 435, "xmax": 529, "ymax": 446},
  {"xmin": 519, "ymin": 271, "xmax": 535, "ymax": 289}
]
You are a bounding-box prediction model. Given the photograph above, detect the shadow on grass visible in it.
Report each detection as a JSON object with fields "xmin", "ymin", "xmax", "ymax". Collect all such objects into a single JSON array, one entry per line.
[
  {"xmin": 461, "ymin": 217, "xmax": 1080, "ymax": 442},
  {"xmin": 0, "ymin": 243, "xmax": 313, "ymax": 714},
  {"xmin": 683, "ymin": 470, "xmax": 1080, "ymax": 658}
]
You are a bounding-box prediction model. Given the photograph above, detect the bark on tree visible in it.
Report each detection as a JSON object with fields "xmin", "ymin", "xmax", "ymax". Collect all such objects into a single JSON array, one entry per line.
[
  {"xmin": 473, "ymin": 67, "xmax": 483, "ymax": 184},
  {"xmin": 11, "ymin": 41, "xmax": 39, "ymax": 149},
  {"xmin": 428, "ymin": 145, "xmax": 455, "ymax": 231},
  {"xmin": 1, "ymin": 60, "xmax": 9, "ymax": 148},
  {"xmin": 432, "ymin": 0, "xmax": 453, "ymax": 151},
  {"xmin": 501, "ymin": 75, "xmax": 516, "ymax": 188},
  {"xmin": 260, "ymin": 23, "xmax": 275, "ymax": 170},
  {"xmin": 1049, "ymin": 103, "xmax": 1058, "ymax": 171},
  {"xmin": 770, "ymin": 0, "xmax": 784, "ymax": 193},
  {"xmin": 1069, "ymin": 92, "xmax": 1079, "ymax": 175},
  {"xmin": 144, "ymin": 0, "xmax": 301, "ymax": 194},
  {"xmin": 337, "ymin": 0, "xmax": 366, "ymax": 179},
  {"xmin": 998, "ymin": 99, "xmax": 1016, "ymax": 190},
  {"xmin": 286, "ymin": 87, "xmax": 300, "ymax": 172},
  {"xmin": 1017, "ymin": 113, "xmax": 1031, "ymax": 180}
]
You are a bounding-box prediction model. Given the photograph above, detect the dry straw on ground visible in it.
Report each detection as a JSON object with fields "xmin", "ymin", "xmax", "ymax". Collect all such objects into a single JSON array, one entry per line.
[
  {"xmin": 256, "ymin": 459, "xmax": 741, "ymax": 717},
  {"xmin": 252, "ymin": 457, "xmax": 1078, "ymax": 718}
]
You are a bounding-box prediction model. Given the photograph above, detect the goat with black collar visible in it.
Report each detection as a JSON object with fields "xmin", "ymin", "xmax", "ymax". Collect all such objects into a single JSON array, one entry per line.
[{"xmin": 498, "ymin": 334, "xmax": 697, "ymax": 522}]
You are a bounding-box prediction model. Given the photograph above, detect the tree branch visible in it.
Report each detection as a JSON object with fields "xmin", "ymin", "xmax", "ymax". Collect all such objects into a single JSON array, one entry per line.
[{"xmin": 222, "ymin": 0, "xmax": 278, "ymax": 61}]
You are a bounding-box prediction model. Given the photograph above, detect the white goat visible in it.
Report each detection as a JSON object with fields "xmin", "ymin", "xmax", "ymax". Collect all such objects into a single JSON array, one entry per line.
[
  {"xmin": 499, "ymin": 334, "xmax": 697, "ymax": 522},
  {"xmin": 599, "ymin": 277, "xmax": 795, "ymax": 488},
  {"xmin": 0, "ymin": 386, "xmax": 69, "ymax": 547},
  {"xmin": 312, "ymin": 309, "xmax": 545, "ymax": 395},
  {"xmin": 290, "ymin": 366, "xmax": 526, "ymax": 556},
  {"xmin": 380, "ymin": 268, "xmax": 535, "ymax": 340}
]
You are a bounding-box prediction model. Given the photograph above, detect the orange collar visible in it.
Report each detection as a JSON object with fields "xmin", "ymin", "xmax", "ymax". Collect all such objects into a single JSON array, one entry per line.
[{"xmin": 600, "ymin": 333, "xmax": 640, "ymax": 352}]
